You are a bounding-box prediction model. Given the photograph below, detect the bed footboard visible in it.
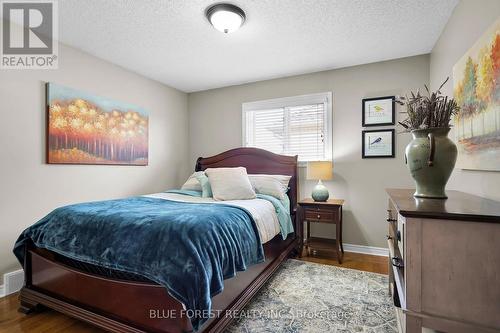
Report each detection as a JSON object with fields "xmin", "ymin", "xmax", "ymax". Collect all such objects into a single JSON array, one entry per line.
[
  {"xmin": 19, "ymin": 235, "xmax": 297, "ymax": 333},
  {"xmin": 20, "ymin": 243, "xmax": 190, "ymax": 333}
]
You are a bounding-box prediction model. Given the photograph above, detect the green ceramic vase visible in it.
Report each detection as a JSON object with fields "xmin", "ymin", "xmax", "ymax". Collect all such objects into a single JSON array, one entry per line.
[
  {"xmin": 405, "ymin": 127, "xmax": 457, "ymax": 199},
  {"xmin": 312, "ymin": 180, "xmax": 329, "ymax": 202}
]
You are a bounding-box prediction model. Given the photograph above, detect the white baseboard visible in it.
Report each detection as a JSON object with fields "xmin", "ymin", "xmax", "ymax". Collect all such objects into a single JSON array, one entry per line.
[
  {"xmin": 343, "ymin": 243, "xmax": 388, "ymax": 257},
  {"xmin": 0, "ymin": 269, "xmax": 24, "ymax": 298}
]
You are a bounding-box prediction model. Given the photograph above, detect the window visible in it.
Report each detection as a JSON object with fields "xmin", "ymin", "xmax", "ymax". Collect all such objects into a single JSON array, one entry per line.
[{"xmin": 242, "ymin": 92, "xmax": 332, "ymax": 162}]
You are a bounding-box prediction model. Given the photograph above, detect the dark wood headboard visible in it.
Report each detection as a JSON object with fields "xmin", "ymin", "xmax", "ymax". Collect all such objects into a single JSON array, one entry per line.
[{"xmin": 195, "ymin": 147, "xmax": 298, "ymax": 217}]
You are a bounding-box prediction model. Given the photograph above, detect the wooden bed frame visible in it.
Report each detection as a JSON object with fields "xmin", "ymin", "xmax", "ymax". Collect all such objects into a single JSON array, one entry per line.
[{"xmin": 18, "ymin": 147, "xmax": 302, "ymax": 333}]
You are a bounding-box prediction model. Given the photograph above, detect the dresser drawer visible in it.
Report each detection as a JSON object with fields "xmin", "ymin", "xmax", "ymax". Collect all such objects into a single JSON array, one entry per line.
[{"xmin": 304, "ymin": 208, "xmax": 336, "ymax": 222}]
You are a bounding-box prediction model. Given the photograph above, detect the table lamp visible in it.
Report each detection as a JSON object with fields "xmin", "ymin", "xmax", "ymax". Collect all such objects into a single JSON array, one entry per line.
[{"xmin": 307, "ymin": 161, "xmax": 333, "ymax": 202}]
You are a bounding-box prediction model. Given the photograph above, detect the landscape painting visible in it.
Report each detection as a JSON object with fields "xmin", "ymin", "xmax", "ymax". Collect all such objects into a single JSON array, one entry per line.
[
  {"xmin": 47, "ymin": 83, "xmax": 149, "ymax": 165},
  {"xmin": 453, "ymin": 17, "xmax": 500, "ymax": 171}
]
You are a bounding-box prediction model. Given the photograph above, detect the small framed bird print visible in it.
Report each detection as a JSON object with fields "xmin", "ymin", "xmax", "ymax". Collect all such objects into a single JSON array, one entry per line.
[
  {"xmin": 362, "ymin": 129, "xmax": 395, "ymax": 158},
  {"xmin": 362, "ymin": 96, "xmax": 395, "ymax": 126}
]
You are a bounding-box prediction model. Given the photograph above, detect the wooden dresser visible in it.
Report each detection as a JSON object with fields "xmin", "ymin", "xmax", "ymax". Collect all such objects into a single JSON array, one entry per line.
[{"xmin": 386, "ymin": 189, "xmax": 500, "ymax": 333}]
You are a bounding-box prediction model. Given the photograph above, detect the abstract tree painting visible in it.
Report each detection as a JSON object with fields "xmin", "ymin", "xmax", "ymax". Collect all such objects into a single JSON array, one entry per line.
[
  {"xmin": 47, "ymin": 83, "xmax": 149, "ymax": 165},
  {"xmin": 453, "ymin": 18, "xmax": 500, "ymax": 171}
]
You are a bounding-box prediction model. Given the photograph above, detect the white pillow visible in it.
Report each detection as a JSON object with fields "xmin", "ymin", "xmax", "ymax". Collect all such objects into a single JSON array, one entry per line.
[
  {"xmin": 205, "ymin": 167, "xmax": 256, "ymax": 201},
  {"xmin": 181, "ymin": 171, "xmax": 205, "ymax": 192},
  {"xmin": 248, "ymin": 174, "xmax": 292, "ymax": 200}
]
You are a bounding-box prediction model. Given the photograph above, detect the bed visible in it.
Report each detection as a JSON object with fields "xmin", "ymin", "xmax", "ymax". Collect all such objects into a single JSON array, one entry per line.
[{"xmin": 15, "ymin": 147, "xmax": 302, "ymax": 333}]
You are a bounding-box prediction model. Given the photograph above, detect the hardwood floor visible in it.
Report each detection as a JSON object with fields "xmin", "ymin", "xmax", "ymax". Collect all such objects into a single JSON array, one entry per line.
[
  {"xmin": 0, "ymin": 252, "xmax": 388, "ymax": 333},
  {"xmin": 0, "ymin": 292, "xmax": 102, "ymax": 333},
  {"xmin": 300, "ymin": 248, "xmax": 389, "ymax": 275}
]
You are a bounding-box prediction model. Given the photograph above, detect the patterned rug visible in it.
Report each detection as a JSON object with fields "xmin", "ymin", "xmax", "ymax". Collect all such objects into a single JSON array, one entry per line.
[{"xmin": 226, "ymin": 259, "xmax": 397, "ymax": 333}]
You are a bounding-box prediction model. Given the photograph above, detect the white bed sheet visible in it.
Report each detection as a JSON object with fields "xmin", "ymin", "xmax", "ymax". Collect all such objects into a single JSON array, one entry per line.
[{"xmin": 144, "ymin": 192, "xmax": 281, "ymax": 244}]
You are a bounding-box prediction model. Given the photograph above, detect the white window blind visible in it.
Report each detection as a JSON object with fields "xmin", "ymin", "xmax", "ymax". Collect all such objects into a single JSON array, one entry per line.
[{"xmin": 242, "ymin": 93, "xmax": 332, "ymax": 162}]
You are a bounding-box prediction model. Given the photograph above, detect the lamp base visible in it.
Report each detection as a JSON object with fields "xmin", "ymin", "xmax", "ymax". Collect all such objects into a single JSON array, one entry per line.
[{"xmin": 311, "ymin": 180, "xmax": 329, "ymax": 202}]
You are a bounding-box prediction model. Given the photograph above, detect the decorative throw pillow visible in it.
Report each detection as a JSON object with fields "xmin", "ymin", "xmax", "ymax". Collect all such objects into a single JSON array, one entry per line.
[
  {"xmin": 205, "ymin": 167, "xmax": 256, "ymax": 201},
  {"xmin": 195, "ymin": 173, "xmax": 213, "ymax": 198},
  {"xmin": 181, "ymin": 171, "xmax": 205, "ymax": 192},
  {"xmin": 248, "ymin": 174, "xmax": 292, "ymax": 200}
]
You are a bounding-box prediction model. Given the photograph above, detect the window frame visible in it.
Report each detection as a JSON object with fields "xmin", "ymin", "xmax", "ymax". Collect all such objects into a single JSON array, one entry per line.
[{"xmin": 242, "ymin": 92, "xmax": 333, "ymax": 165}]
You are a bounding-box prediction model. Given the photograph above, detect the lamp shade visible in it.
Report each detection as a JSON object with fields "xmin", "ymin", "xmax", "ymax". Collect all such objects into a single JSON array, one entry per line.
[{"xmin": 306, "ymin": 161, "xmax": 333, "ymax": 180}]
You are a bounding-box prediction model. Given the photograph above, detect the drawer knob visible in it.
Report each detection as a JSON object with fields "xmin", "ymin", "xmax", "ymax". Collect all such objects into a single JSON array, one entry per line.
[{"xmin": 317, "ymin": 214, "xmax": 321, "ymax": 219}]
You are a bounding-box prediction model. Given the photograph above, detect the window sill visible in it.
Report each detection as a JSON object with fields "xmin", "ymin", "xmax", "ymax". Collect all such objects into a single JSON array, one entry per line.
[{"xmin": 298, "ymin": 160, "xmax": 332, "ymax": 168}]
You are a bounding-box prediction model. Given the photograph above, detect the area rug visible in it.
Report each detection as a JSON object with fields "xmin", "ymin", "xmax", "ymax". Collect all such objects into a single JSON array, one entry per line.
[{"xmin": 226, "ymin": 259, "xmax": 397, "ymax": 333}]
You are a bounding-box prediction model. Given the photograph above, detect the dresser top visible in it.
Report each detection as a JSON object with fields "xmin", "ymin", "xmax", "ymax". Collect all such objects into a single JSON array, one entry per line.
[{"xmin": 386, "ymin": 188, "xmax": 500, "ymax": 223}]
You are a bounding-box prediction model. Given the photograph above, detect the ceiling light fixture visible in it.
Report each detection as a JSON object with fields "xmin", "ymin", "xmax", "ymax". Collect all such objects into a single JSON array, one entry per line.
[{"xmin": 206, "ymin": 3, "xmax": 246, "ymax": 34}]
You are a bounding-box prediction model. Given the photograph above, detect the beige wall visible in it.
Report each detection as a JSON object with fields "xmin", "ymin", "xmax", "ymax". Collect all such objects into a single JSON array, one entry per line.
[
  {"xmin": 188, "ymin": 55, "xmax": 429, "ymax": 248},
  {"xmin": 0, "ymin": 43, "xmax": 189, "ymax": 279},
  {"xmin": 430, "ymin": 0, "xmax": 500, "ymax": 201}
]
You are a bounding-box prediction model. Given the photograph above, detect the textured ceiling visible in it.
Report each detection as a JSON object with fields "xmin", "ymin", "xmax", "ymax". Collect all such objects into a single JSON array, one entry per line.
[{"xmin": 59, "ymin": 0, "xmax": 458, "ymax": 92}]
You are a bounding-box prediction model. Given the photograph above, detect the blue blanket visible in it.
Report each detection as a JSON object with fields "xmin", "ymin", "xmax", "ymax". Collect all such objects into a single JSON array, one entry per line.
[{"xmin": 13, "ymin": 197, "xmax": 264, "ymax": 330}]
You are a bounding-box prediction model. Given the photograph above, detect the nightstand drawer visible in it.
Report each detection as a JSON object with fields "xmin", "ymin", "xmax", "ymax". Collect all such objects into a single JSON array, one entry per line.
[{"xmin": 304, "ymin": 208, "xmax": 335, "ymax": 222}]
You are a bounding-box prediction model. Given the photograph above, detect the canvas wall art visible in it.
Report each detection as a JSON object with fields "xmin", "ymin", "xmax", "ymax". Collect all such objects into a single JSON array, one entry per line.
[
  {"xmin": 47, "ymin": 83, "xmax": 149, "ymax": 165},
  {"xmin": 453, "ymin": 17, "xmax": 500, "ymax": 171}
]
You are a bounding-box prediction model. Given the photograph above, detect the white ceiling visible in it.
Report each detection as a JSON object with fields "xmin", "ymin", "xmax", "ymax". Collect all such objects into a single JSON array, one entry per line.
[{"xmin": 59, "ymin": 0, "xmax": 458, "ymax": 92}]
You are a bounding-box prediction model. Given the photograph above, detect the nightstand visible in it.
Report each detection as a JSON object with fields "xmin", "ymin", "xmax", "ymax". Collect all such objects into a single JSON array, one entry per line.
[{"xmin": 297, "ymin": 198, "xmax": 345, "ymax": 263}]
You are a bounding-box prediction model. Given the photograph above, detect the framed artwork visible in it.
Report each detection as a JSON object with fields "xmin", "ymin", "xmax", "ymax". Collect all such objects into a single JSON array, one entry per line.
[
  {"xmin": 362, "ymin": 96, "xmax": 395, "ymax": 127},
  {"xmin": 453, "ymin": 17, "xmax": 500, "ymax": 171},
  {"xmin": 47, "ymin": 83, "xmax": 149, "ymax": 165},
  {"xmin": 362, "ymin": 129, "xmax": 395, "ymax": 158}
]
